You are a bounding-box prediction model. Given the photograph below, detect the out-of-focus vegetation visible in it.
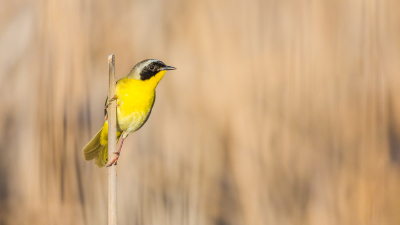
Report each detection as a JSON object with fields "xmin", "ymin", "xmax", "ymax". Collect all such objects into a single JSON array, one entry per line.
[{"xmin": 1, "ymin": 0, "xmax": 400, "ymax": 224}]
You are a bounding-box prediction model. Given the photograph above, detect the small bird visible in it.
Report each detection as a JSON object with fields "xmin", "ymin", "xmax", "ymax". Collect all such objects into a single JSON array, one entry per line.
[{"xmin": 82, "ymin": 59, "xmax": 176, "ymax": 167}]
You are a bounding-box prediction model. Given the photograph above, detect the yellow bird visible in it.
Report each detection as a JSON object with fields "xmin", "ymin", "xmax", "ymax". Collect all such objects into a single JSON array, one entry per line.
[{"xmin": 82, "ymin": 59, "xmax": 176, "ymax": 167}]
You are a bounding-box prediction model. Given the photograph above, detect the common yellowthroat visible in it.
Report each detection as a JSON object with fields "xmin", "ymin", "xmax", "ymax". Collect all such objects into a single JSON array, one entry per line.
[{"xmin": 82, "ymin": 59, "xmax": 176, "ymax": 167}]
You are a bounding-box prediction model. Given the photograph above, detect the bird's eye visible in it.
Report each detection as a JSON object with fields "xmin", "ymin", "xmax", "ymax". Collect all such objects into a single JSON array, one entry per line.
[{"xmin": 149, "ymin": 65, "xmax": 155, "ymax": 70}]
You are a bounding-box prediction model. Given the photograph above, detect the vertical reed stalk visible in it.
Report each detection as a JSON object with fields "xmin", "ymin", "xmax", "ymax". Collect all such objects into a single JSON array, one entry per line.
[{"xmin": 107, "ymin": 54, "xmax": 117, "ymax": 225}]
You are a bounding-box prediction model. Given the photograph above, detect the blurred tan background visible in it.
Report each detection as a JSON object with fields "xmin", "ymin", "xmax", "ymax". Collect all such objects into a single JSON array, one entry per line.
[{"xmin": 1, "ymin": 0, "xmax": 400, "ymax": 224}]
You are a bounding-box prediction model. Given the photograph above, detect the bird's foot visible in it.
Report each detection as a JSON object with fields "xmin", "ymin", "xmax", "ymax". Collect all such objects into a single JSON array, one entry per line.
[
  {"xmin": 105, "ymin": 95, "xmax": 118, "ymax": 109},
  {"xmin": 105, "ymin": 152, "xmax": 120, "ymax": 167}
]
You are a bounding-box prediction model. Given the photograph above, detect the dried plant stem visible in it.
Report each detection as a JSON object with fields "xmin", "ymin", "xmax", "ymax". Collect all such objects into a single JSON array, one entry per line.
[{"xmin": 107, "ymin": 54, "xmax": 117, "ymax": 225}]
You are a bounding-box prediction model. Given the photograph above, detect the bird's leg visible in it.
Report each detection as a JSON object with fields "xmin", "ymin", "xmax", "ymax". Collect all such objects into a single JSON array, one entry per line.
[
  {"xmin": 112, "ymin": 137, "xmax": 125, "ymax": 166},
  {"xmin": 106, "ymin": 133, "xmax": 126, "ymax": 167},
  {"xmin": 105, "ymin": 95, "xmax": 118, "ymax": 109},
  {"xmin": 104, "ymin": 95, "xmax": 119, "ymax": 120}
]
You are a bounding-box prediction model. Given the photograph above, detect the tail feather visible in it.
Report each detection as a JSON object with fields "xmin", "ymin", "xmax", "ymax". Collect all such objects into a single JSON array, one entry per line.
[
  {"xmin": 83, "ymin": 128, "xmax": 103, "ymax": 161},
  {"xmin": 82, "ymin": 121, "xmax": 122, "ymax": 168},
  {"xmin": 83, "ymin": 123, "xmax": 109, "ymax": 168},
  {"xmin": 95, "ymin": 144, "xmax": 108, "ymax": 167}
]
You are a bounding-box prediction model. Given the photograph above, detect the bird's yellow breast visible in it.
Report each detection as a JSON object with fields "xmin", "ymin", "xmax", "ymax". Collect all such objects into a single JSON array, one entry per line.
[{"xmin": 115, "ymin": 70, "xmax": 165, "ymax": 133}]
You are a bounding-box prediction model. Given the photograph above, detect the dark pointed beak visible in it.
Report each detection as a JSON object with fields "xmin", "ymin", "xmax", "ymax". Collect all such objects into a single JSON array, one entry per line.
[{"xmin": 162, "ymin": 65, "xmax": 176, "ymax": 71}]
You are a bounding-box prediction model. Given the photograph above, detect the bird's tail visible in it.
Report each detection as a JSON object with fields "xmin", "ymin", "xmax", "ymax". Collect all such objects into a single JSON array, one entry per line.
[{"xmin": 82, "ymin": 121, "xmax": 120, "ymax": 168}]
